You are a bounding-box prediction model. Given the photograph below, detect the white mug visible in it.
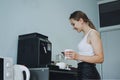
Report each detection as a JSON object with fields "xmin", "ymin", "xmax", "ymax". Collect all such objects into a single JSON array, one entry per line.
[
  {"xmin": 13, "ymin": 64, "xmax": 30, "ymax": 80},
  {"xmin": 64, "ymin": 49, "xmax": 74, "ymax": 59}
]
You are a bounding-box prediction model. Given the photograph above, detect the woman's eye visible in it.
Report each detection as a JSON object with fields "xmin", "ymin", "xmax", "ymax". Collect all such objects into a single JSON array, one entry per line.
[{"xmin": 71, "ymin": 23, "xmax": 75, "ymax": 26}]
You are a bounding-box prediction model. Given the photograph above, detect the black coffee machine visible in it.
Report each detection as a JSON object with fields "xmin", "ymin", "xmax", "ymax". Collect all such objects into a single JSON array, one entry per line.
[{"xmin": 17, "ymin": 33, "xmax": 52, "ymax": 68}]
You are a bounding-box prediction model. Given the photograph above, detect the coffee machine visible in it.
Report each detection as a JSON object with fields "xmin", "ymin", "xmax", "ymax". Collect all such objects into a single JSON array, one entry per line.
[{"xmin": 17, "ymin": 33, "xmax": 52, "ymax": 68}]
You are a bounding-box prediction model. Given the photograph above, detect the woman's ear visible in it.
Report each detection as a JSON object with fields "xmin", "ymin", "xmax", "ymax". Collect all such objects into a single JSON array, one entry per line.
[{"xmin": 79, "ymin": 18, "xmax": 84, "ymax": 24}]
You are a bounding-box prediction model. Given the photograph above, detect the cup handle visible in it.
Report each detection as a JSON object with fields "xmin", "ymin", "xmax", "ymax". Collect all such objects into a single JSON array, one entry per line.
[{"xmin": 20, "ymin": 65, "xmax": 30, "ymax": 80}]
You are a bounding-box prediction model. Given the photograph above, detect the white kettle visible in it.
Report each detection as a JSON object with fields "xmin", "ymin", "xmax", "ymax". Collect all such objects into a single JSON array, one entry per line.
[{"xmin": 13, "ymin": 64, "xmax": 30, "ymax": 80}]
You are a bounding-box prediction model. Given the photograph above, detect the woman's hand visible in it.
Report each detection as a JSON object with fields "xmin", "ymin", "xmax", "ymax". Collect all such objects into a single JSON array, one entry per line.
[{"xmin": 64, "ymin": 50, "xmax": 79, "ymax": 60}]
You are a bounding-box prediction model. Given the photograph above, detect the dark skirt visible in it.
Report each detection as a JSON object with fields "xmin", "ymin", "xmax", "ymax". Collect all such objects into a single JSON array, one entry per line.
[{"xmin": 77, "ymin": 62, "xmax": 101, "ymax": 80}]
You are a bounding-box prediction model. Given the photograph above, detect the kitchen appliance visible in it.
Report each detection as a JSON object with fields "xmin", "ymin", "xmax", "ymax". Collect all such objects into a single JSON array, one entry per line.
[
  {"xmin": 0, "ymin": 57, "xmax": 13, "ymax": 80},
  {"xmin": 17, "ymin": 33, "xmax": 52, "ymax": 68},
  {"xmin": 13, "ymin": 64, "xmax": 30, "ymax": 80}
]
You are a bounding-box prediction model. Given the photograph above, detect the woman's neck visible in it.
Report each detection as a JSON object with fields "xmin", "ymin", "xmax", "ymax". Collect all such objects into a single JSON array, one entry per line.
[{"xmin": 82, "ymin": 25, "xmax": 92, "ymax": 35}]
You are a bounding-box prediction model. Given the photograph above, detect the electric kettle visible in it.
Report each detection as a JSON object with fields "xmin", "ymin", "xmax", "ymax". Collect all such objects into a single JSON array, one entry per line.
[{"xmin": 13, "ymin": 64, "xmax": 30, "ymax": 80}]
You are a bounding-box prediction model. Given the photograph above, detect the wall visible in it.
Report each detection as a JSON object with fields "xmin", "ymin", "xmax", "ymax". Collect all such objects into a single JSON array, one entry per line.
[
  {"xmin": 98, "ymin": 0, "xmax": 120, "ymax": 79},
  {"xmin": 0, "ymin": 0, "xmax": 99, "ymax": 67},
  {"xmin": 101, "ymin": 26, "xmax": 120, "ymax": 80}
]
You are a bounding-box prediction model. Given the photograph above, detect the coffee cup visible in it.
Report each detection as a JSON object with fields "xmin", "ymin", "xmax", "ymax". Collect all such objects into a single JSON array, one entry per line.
[{"xmin": 64, "ymin": 49, "xmax": 74, "ymax": 59}]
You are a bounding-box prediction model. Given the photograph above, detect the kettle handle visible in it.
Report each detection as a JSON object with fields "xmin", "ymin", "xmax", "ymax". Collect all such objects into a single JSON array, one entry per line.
[{"xmin": 19, "ymin": 65, "xmax": 30, "ymax": 80}]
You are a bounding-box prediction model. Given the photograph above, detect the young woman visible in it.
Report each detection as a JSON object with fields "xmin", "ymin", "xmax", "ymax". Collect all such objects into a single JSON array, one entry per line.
[{"xmin": 64, "ymin": 11, "xmax": 104, "ymax": 80}]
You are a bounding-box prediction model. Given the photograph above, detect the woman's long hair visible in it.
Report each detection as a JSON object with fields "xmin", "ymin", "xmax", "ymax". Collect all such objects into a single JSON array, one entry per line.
[{"xmin": 69, "ymin": 11, "xmax": 96, "ymax": 30}]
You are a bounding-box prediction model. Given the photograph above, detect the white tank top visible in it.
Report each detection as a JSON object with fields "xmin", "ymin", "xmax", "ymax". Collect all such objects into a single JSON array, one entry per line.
[{"xmin": 77, "ymin": 29, "xmax": 94, "ymax": 62}]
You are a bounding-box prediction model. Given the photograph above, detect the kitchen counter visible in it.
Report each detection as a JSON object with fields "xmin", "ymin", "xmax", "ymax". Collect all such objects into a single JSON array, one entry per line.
[
  {"xmin": 50, "ymin": 69, "xmax": 77, "ymax": 74},
  {"xmin": 30, "ymin": 68, "xmax": 78, "ymax": 80}
]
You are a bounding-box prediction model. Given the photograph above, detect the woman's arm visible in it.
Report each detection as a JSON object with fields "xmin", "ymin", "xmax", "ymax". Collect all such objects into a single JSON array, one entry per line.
[{"xmin": 66, "ymin": 30, "xmax": 104, "ymax": 63}]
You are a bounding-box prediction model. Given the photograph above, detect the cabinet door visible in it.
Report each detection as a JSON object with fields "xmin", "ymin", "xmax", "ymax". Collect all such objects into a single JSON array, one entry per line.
[{"xmin": 101, "ymin": 29, "xmax": 120, "ymax": 80}]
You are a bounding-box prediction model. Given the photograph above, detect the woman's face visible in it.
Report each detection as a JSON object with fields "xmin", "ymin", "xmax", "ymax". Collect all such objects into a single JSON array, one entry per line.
[{"xmin": 70, "ymin": 18, "xmax": 83, "ymax": 32}]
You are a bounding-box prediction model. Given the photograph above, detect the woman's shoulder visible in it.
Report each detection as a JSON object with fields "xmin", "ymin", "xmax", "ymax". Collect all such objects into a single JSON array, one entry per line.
[{"xmin": 89, "ymin": 29, "xmax": 100, "ymax": 38}]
